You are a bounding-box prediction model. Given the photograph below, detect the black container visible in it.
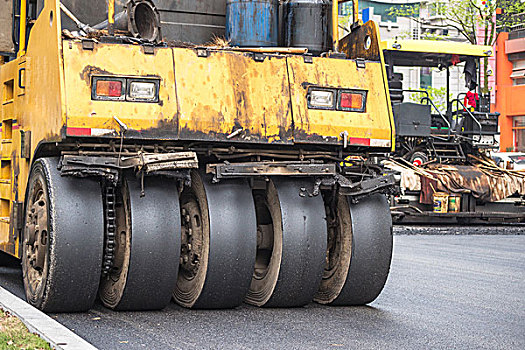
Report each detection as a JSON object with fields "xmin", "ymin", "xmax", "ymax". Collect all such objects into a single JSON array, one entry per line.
[
  {"xmin": 283, "ymin": 0, "xmax": 331, "ymax": 54},
  {"xmin": 155, "ymin": 0, "xmax": 227, "ymax": 44}
]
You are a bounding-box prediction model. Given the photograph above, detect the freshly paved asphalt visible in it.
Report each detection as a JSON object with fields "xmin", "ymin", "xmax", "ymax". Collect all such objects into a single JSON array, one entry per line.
[{"xmin": 1, "ymin": 228, "xmax": 524, "ymax": 350}]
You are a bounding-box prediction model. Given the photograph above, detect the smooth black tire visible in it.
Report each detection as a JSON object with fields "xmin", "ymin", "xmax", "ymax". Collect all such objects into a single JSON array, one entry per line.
[
  {"xmin": 0, "ymin": 251, "xmax": 19, "ymax": 267},
  {"xmin": 22, "ymin": 157, "xmax": 104, "ymax": 312},
  {"xmin": 99, "ymin": 175, "xmax": 180, "ymax": 311},
  {"xmin": 315, "ymin": 193, "xmax": 352, "ymax": 304},
  {"xmin": 174, "ymin": 170, "xmax": 257, "ymax": 309},
  {"xmin": 245, "ymin": 178, "xmax": 327, "ymax": 308},
  {"xmin": 325, "ymin": 193, "xmax": 393, "ymax": 306}
]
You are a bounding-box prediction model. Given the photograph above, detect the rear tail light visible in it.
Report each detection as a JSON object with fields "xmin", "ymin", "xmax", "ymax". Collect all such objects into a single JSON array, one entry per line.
[
  {"xmin": 96, "ymin": 80, "xmax": 123, "ymax": 97},
  {"xmin": 338, "ymin": 90, "xmax": 367, "ymax": 112},
  {"xmin": 340, "ymin": 92, "xmax": 363, "ymax": 110},
  {"xmin": 92, "ymin": 77, "xmax": 126, "ymax": 101}
]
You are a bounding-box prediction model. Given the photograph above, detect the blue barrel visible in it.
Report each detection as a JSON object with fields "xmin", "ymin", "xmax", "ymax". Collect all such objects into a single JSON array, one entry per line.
[{"xmin": 226, "ymin": 0, "xmax": 279, "ymax": 47}]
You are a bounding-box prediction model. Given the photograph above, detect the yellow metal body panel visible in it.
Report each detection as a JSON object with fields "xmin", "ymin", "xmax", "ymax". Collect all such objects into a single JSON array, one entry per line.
[
  {"xmin": 337, "ymin": 20, "xmax": 395, "ymax": 149},
  {"xmin": 287, "ymin": 56, "xmax": 392, "ymax": 144},
  {"xmin": 174, "ymin": 49, "xmax": 293, "ymax": 143},
  {"xmin": 380, "ymin": 39, "xmax": 493, "ymax": 58},
  {"xmin": 63, "ymin": 43, "xmax": 178, "ymax": 134},
  {"xmin": 21, "ymin": 1, "xmax": 66, "ymax": 145},
  {"xmin": 0, "ymin": 0, "xmax": 64, "ymax": 256}
]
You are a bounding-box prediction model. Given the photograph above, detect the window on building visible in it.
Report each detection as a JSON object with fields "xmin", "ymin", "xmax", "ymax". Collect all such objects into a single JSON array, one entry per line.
[
  {"xmin": 412, "ymin": 27, "xmax": 420, "ymax": 40},
  {"xmin": 513, "ymin": 116, "xmax": 525, "ymax": 152},
  {"xmin": 420, "ymin": 67, "xmax": 432, "ymax": 89},
  {"xmin": 511, "ymin": 60, "xmax": 525, "ymax": 86},
  {"xmin": 429, "ymin": 1, "xmax": 446, "ymax": 18}
]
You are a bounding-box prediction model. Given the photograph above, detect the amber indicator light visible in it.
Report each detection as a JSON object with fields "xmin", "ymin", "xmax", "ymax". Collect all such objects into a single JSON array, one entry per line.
[
  {"xmin": 340, "ymin": 92, "xmax": 363, "ymax": 110},
  {"xmin": 96, "ymin": 80, "xmax": 123, "ymax": 97}
]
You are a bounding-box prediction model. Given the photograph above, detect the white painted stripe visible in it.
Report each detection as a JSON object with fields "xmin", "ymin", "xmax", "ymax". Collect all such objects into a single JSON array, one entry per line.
[
  {"xmin": 0, "ymin": 287, "xmax": 98, "ymax": 350},
  {"xmin": 370, "ymin": 139, "xmax": 391, "ymax": 147},
  {"xmin": 90, "ymin": 128, "xmax": 116, "ymax": 137}
]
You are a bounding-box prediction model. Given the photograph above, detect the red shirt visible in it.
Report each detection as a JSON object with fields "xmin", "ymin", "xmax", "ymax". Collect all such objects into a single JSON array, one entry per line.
[{"xmin": 464, "ymin": 91, "xmax": 478, "ymax": 108}]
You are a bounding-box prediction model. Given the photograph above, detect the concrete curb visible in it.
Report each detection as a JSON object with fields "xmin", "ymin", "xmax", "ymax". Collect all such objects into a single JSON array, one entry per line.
[{"xmin": 0, "ymin": 287, "xmax": 97, "ymax": 350}]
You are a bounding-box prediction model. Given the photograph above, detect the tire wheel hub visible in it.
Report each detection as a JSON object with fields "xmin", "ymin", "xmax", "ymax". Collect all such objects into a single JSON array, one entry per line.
[
  {"xmin": 180, "ymin": 200, "xmax": 203, "ymax": 280},
  {"xmin": 24, "ymin": 182, "xmax": 48, "ymax": 294}
]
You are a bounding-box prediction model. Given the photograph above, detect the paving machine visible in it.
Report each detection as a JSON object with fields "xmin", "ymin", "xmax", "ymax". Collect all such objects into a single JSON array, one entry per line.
[
  {"xmin": 382, "ymin": 39, "xmax": 525, "ymax": 224},
  {"xmin": 0, "ymin": 0, "xmax": 397, "ymax": 312}
]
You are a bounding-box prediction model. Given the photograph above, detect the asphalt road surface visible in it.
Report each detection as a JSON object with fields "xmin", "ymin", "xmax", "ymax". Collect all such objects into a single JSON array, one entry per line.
[{"xmin": 1, "ymin": 228, "xmax": 524, "ymax": 350}]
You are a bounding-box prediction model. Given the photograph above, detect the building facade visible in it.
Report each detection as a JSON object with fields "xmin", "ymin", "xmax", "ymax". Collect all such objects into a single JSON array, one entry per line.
[{"xmin": 496, "ymin": 19, "xmax": 525, "ymax": 152}]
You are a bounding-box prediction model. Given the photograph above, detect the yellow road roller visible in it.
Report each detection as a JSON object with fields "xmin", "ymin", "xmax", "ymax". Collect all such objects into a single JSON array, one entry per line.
[{"xmin": 0, "ymin": 0, "xmax": 396, "ymax": 312}]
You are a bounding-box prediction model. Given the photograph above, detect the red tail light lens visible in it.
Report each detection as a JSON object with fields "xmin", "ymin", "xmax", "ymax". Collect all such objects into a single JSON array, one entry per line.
[
  {"xmin": 340, "ymin": 92, "xmax": 364, "ymax": 110},
  {"xmin": 96, "ymin": 80, "xmax": 123, "ymax": 97}
]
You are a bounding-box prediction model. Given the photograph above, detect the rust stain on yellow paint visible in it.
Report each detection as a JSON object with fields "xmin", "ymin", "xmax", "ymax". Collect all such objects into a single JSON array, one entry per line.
[{"xmin": 174, "ymin": 49, "xmax": 293, "ymax": 143}]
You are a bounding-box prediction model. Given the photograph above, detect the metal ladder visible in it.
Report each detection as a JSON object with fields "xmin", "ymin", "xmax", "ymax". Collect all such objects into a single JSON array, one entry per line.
[{"xmin": 429, "ymin": 138, "xmax": 466, "ymax": 163}]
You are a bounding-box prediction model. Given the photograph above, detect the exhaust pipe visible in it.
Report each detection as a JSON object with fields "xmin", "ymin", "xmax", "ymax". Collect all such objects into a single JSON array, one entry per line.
[
  {"xmin": 93, "ymin": 0, "xmax": 162, "ymax": 42},
  {"xmin": 126, "ymin": 0, "xmax": 161, "ymax": 42}
]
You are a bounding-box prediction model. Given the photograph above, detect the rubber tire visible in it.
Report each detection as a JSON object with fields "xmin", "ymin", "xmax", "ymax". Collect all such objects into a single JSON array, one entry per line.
[
  {"xmin": 22, "ymin": 157, "xmax": 104, "ymax": 312},
  {"xmin": 174, "ymin": 170, "xmax": 257, "ymax": 309},
  {"xmin": 329, "ymin": 193, "xmax": 393, "ymax": 306},
  {"xmin": 0, "ymin": 251, "xmax": 18, "ymax": 267},
  {"xmin": 246, "ymin": 178, "xmax": 327, "ymax": 308},
  {"xmin": 314, "ymin": 193, "xmax": 353, "ymax": 304},
  {"xmin": 101, "ymin": 175, "xmax": 181, "ymax": 311}
]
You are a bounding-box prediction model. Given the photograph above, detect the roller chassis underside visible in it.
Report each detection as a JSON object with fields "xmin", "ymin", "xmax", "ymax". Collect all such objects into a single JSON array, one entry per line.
[{"xmin": 53, "ymin": 137, "xmax": 398, "ymax": 200}]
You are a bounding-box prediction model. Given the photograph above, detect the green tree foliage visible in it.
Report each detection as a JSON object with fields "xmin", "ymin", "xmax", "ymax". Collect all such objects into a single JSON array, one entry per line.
[
  {"xmin": 388, "ymin": 1, "xmax": 525, "ymax": 45},
  {"xmin": 409, "ymin": 86, "xmax": 452, "ymax": 113}
]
